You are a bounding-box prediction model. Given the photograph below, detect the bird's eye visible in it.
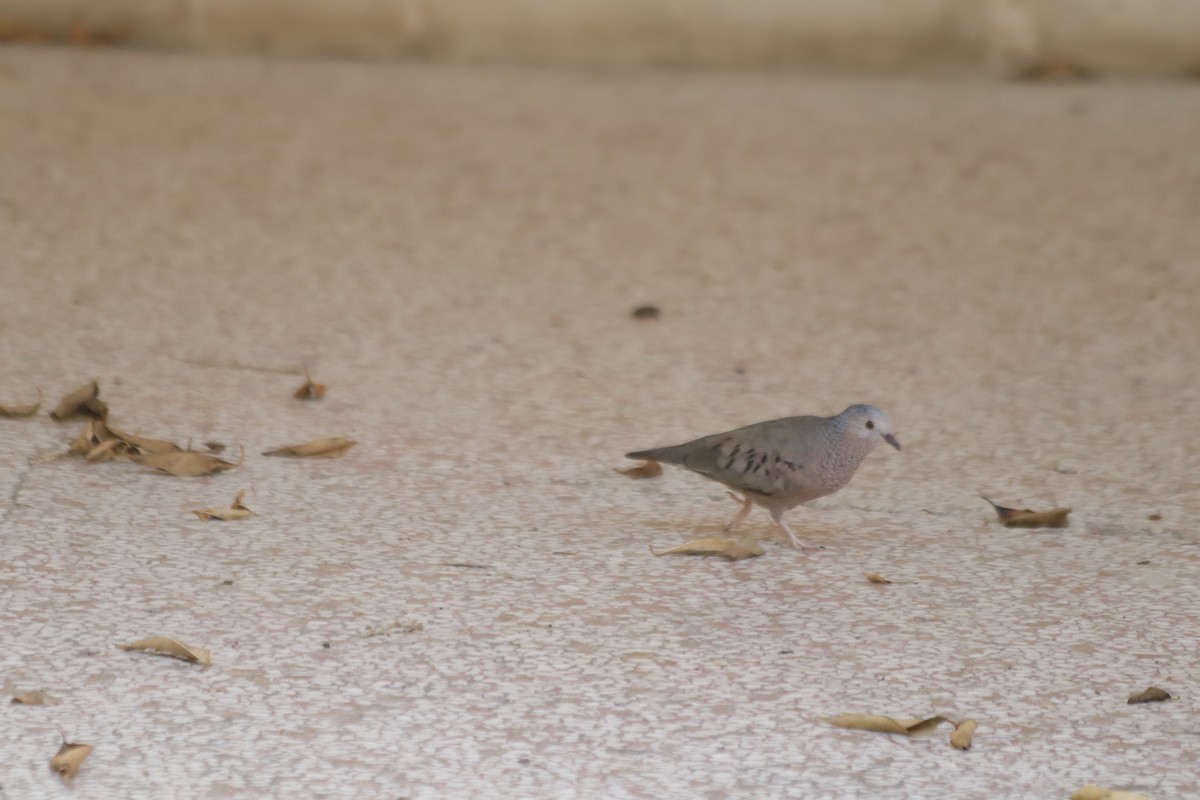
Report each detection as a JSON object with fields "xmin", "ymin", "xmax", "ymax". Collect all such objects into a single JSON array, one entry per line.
[{"xmin": 866, "ymin": 420, "xmax": 875, "ymax": 429}]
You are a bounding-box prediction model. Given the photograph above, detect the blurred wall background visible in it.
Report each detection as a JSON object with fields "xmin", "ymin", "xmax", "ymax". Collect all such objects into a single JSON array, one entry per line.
[{"xmin": 1, "ymin": 0, "xmax": 1198, "ymax": 76}]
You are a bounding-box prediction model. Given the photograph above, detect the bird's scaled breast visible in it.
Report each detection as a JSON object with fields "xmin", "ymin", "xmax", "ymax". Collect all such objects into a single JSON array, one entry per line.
[{"xmin": 808, "ymin": 438, "xmax": 873, "ymax": 490}]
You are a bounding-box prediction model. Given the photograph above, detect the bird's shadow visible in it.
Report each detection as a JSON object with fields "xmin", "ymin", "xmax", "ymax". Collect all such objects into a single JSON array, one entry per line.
[{"xmin": 636, "ymin": 519, "xmax": 799, "ymax": 545}]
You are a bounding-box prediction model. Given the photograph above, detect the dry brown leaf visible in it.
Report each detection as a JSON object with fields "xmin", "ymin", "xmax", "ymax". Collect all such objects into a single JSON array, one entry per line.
[
  {"xmin": 982, "ymin": 496, "xmax": 1071, "ymax": 528},
  {"xmin": 87, "ymin": 437, "xmax": 134, "ymax": 463},
  {"xmin": 73, "ymin": 420, "xmax": 180, "ymax": 462},
  {"xmin": 193, "ymin": 489, "xmax": 254, "ymax": 521},
  {"xmin": 950, "ymin": 719, "xmax": 978, "ymax": 750},
  {"xmin": 263, "ymin": 437, "xmax": 356, "ymax": 458},
  {"xmin": 865, "ymin": 573, "xmax": 891, "ymax": 584},
  {"xmin": 69, "ymin": 419, "xmax": 112, "ymax": 456},
  {"xmin": 820, "ymin": 713, "xmax": 949, "ymax": 737},
  {"xmin": 70, "ymin": 420, "xmax": 142, "ymax": 462},
  {"xmin": 0, "ymin": 389, "xmax": 41, "ymax": 417},
  {"xmin": 50, "ymin": 740, "xmax": 93, "ymax": 783},
  {"xmin": 87, "ymin": 423, "xmax": 183, "ymax": 460},
  {"xmin": 11, "ymin": 689, "xmax": 61, "ymax": 706},
  {"xmin": 1127, "ymin": 686, "xmax": 1172, "ymax": 704},
  {"xmin": 105, "ymin": 425, "xmax": 182, "ymax": 454},
  {"xmin": 293, "ymin": 369, "xmax": 327, "ymax": 400},
  {"xmin": 133, "ymin": 447, "xmax": 240, "ymax": 476},
  {"xmin": 204, "ymin": 441, "xmax": 227, "ymax": 453},
  {"xmin": 84, "ymin": 398, "xmax": 108, "ymax": 418},
  {"xmin": 118, "ymin": 636, "xmax": 211, "ymax": 666},
  {"xmin": 50, "ymin": 380, "xmax": 107, "ymax": 421},
  {"xmin": 77, "ymin": 422, "xmax": 182, "ymax": 460},
  {"xmin": 650, "ymin": 535, "xmax": 764, "ymax": 561},
  {"xmin": 1070, "ymin": 786, "xmax": 1151, "ymax": 800},
  {"xmin": 616, "ymin": 460, "xmax": 662, "ymax": 479}
]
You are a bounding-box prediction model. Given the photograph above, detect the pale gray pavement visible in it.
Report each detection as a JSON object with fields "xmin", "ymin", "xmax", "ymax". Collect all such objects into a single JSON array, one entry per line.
[{"xmin": 1, "ymin": 46, "xmax": 1198, "ymax": 799}]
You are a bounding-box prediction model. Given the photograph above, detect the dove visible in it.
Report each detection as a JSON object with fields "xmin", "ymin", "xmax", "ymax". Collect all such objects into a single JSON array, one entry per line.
[{"xmin": 626, "ymin": 404, "xmax": 900, "ymax": 549}]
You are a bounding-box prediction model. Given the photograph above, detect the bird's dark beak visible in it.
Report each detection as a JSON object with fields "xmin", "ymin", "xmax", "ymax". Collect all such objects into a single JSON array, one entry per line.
[{"xmin": 883, "ymin": 433, "xmax": 901, "ymax": 451}]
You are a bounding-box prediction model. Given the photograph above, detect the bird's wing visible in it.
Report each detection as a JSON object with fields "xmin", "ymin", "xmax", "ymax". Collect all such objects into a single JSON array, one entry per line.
[{"xmin": 631, "ymin": 416, "xmax": 825, "ymax": 498}]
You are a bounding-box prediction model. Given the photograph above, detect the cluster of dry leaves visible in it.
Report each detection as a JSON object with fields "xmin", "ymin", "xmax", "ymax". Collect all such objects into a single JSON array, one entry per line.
[
  {"xmin": 815, "ymin": 687, "xmax": 1170, "ymax": 790},
  {"xmin": 11, "ymin": 636, "xmax": 209, "ymax": 782},
  {"xmin": 8, "ymin": 379, "xmax": 356, "ymax": 481},
  {"xmin": 3, "ymin": 376, "xmax": 357, "ymax": 784},
  {"xmin": 2, "ymin": 381, "xmax": 1173, "ymax": 789},
  {"xmin": 621, "ymin": 457, "xmax": 1169, "ymax": 795}
]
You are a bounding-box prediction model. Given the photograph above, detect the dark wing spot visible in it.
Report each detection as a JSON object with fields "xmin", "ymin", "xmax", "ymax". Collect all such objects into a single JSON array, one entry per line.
[{"xmin": 722, "ymin": 442, "xmax": 743, "ymax": 471}]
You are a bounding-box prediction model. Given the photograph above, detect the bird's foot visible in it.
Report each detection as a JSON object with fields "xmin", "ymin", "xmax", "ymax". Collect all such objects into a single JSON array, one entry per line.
[{"xmin": 775, "ymin": 517, "xmax": 819, "ymax": 552}]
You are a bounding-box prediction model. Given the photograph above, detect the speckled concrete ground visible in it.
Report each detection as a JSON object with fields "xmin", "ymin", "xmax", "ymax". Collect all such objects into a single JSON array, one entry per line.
[{"xmin": 1, "ymin": 46, "xmax": 1198, "ymax": 800}]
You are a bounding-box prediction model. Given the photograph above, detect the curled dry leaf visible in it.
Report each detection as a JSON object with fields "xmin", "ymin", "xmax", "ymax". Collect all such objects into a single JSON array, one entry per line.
[
  {"xmin": 118, "ymin": 636, "xmax": 211, "ymax": 666},
  {"xmin": 133, "ymin": 447, "xmax": 241, "ymax": 476},
  {"xmin": 0, "ymin": 389, "xmax": 41, "ymax": 417},
  {"xmin": 11, "ymin": 689, "xmax": 61, "ymax": 706},
  {"xmin": 950, "ymin": 719, "xmax": 978, "ymax": 750},
  {"xmin": 1127, "ymin": 686, "xmax": 1171, "ymax": 704},
  {"xmin": 50, "ymin": 380, "xmax": 108, "ymax": 421},
  {"xmin": 263, "ymin": 437, "xmax": 356, "ymax": 458},
  {"xmin": 650, "ymin": 535, "xmax": 764, "ymax": 561},
  {"xmin": 293, "ymin": 369, "xmax": 327, "ymax": 400},
  {"xmin": 69, "ymin": 419, "xmax": 112, "ymax": 457},
  {"xmin": 982, "ymin": 496, "xmax": 1071, "ymax": 528},
  {"xmin": 50, "ymin": 740, "xmax": 93, "ymax": 783},
  {"xmin": 84, "ymin": 436, "xmax": 127, "ymax": 463},
  {"xmin": 193, "ymin": 489, "xmax": 254, "ymax": 521},
  {"xmin": 105, "ymin": 424, "xmax": 182, "ymax": 454},
  {"xmin": 616, "ymin": 460, "xmax": 662, "ymax": 479},
  {"xmin": 68, "ymin": 419, "xmax": 183, "ymax": 462},
  {"xmin": 820, "ymin": 713, "xmax": 949, "ymax": 737},
  {"xmin": 1070, "ymin": 786, "xmax": 1150, "ymax": 800},
  {"xmin": 865, "ymin": 573, "xmax": 891, "ymax": 584}
]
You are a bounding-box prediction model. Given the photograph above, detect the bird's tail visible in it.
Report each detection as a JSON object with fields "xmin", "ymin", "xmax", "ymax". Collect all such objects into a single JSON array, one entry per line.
[{"xmin": 625, "ymin": 445, "xmax": 685, "ymax": 464}]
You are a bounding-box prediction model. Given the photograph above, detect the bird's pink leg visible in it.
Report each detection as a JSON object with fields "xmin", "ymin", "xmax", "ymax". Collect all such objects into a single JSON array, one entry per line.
[
  {"xmin": 724, "ymin": 492, "xmax": 754, "ymax": 531},
  {"xmin": 770, "ymin": 508, "xmax": 809, "ymax": 550}
]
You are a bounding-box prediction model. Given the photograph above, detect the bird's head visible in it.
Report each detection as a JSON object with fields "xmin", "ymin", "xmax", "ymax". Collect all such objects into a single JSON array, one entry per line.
[{"xmin": 841, "ymin": 404, "xmax": 901, "ymax": 451}]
